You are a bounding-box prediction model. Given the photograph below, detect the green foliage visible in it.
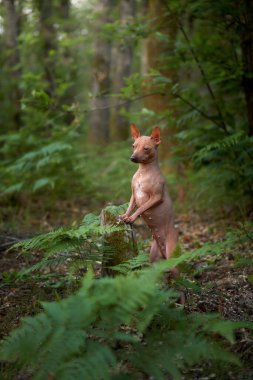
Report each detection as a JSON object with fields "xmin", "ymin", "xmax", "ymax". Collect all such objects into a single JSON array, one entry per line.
[
  {"xmin": 110, "ymin": 252, "xmax": 150, "ymax": 274},
  {"xmin": 2, "ymin": 262, "xmax": 251, "ymax": 380},
  {"xmin": 13, "ymin": 211, "xmax": 123, "ymax": 282},
  {"xmin": 117, "ymin": 0, "xmax": 253, "ymax": 212},
  {"xmin": 185, "ymin": 222, "xmax": 253, "ymax": 276},
  {"xmin": 78, "ymin": 143, "xmax": 135, "ymax": 202},
  {"xmin": 0, "ymin": 0, "xmax": 253, "ymax": 216},
  {"xmin": 0, "ymin": 0, "xmax": 91, "ymax": 205},
  {"xmin": 110, "ymin": 237, "xmax": 232, "ymax": 276},
  {"xmin": 192, "ymin": 132, "xmax": 253, "ymax": 206}
]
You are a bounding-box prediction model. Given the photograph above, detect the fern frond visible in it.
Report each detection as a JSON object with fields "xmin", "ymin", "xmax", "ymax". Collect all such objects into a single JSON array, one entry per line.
[
  {"xmin": 110, "ymin": 252, "xmax": 149, "ymax": 274},
  {"xmin": 0, "ymin": 313, "xmax": 52, "ymax": 363},
  {"xmin": 58, "ymin": 343, "xmax": 116, "ymax": 380},
  {"xmin": 193, "ymin": 131, "xmax": 252, "ymax": 164},
  {"xmin": 12, "ymin": 213, "xmax": 123, "ymax": 269}
]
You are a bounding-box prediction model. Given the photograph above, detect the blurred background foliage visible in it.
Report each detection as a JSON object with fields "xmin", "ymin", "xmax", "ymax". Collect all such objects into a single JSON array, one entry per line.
[{"xmin": 0, "ymin": 0, "xmax": 253, "ymax": 229}]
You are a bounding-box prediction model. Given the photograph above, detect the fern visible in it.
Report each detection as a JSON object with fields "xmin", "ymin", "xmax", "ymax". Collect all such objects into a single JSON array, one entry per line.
[
  {"xmin": 1, "ymin": 264, "xmax": 252, "ymax": 380},
  {"xmin": 194, "ymin": 132, "xmax": 247, "ymax": 160},
  {"xmin": 110, "ymin": 252, "xmax": 150, "ymax": 274},
  {"xmin": 14, "ymin": 214, "xmax": 120, "ymax": 253},
  {"xmin": 12, "ymin": 212, "xmax": 124, "ymax": 281},
  {"xmin": 111, "ymin": 223, "xmax": 253, "ymax": 279},
  {"xmin": 6, "ymin": 143, "xmax": 72, "ymax": 174},
  {"xmin": 190, "ymin": 131, "xmax": 253, "ymax": 209}
]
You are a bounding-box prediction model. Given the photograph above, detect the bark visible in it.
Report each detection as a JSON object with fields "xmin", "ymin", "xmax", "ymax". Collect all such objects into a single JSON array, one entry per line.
[
  {"xmin": 240, "ymin": 0, "xmax": 253, "ymax": 136},
  {"xmin": 110, "ymin": 0, "xmax": 134, "ymax": 141},
  {"xmin": 3, "ymin": 0, "xmax": 21, "ymax": 128},
  {"xmin": 57, "ymin": 0, "xmax": 70, "ymax": 20},
  {"xmin": 89, "ymin": 0, "xmax": 114, "ymax": 144},
  {"xmin": 36, "ymin": 0, "xmax": 57, "ymax": 96},
  {"xmin": 143, "ymin": 0, "xmax": 178, "ymax": 159},
  {"xmin": 57, "ymin": 0, "xmax": 75, "ymax": 123}
]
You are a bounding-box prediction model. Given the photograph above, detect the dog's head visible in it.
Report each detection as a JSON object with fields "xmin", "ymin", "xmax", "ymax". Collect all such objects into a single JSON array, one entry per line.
[{"xmin": 129, "ymin": 123, "xmax": 161, "ymax": 164}]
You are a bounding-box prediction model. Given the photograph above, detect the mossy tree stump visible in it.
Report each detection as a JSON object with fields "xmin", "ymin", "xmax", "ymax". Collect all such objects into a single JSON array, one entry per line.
[{"xmin": 101, "ymin": 204, "xmax": 138, "ymax": 276}]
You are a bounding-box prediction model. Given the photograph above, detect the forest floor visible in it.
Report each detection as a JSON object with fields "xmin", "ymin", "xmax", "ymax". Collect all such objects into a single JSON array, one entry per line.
[{"xmin": 0, "ymin": 210, "xmax": 252, "ymax": 380}]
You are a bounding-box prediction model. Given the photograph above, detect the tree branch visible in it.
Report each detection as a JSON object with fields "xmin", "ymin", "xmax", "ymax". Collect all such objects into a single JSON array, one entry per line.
[
  {"xmin": 173, "ymin": 92, "xmax": 226, "ymax": 130},
  {"xmin": 84, "ymin": 92, "xmax": 162, "ymax": 113},
  {"xmin": 178, "ymin": 21, "xmax": 228, "ymax": 133}
]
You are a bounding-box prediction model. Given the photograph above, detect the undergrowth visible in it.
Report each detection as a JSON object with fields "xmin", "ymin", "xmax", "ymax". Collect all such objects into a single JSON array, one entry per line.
[
  {"xmin": 9, "ymin": 208, "xmax": 126, "ymax": 285},
  {"xmin": 1, "ymin": 262, "xmax": 252, "ymax": 380},
  {"xmin": 1, "ymin": 208, "xmax": 253, "ymax": 379}
]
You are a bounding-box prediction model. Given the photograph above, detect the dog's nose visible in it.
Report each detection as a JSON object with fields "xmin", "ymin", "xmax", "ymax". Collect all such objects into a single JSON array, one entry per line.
[{"xmin": 130, "ymin": 155, "xmax": 138, "ymax": 162}]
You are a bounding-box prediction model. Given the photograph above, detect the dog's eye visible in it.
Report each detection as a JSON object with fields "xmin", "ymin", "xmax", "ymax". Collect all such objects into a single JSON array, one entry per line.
[
  {"xmin": 132, "ymin": 144, "xmax": 135, "ymax": 148},
  {"xmin": 144, "ymin": 147, "xmax": 149, "ymax": 151}
]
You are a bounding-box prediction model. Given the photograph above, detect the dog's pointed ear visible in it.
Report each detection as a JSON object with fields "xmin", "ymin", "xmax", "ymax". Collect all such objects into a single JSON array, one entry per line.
[
  {"xmin": 130, "ymin": 123, "xmax": 140, "ymax": 140},
  {"xmin": 151, "ymin": 126, "xmax": 161, "ymax": 145}
]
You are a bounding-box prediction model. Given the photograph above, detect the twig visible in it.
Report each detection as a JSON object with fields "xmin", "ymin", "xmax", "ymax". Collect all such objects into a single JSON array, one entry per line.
[
  {"xmin": 0, "ymin": 241, "xmax": 20, "ymax": 249},
  {"xmin": 84, "ymin": 92, "xmax": 163, "ymax": 113},
  {"xmin": 0, "ymin": 235, "xmax": 20, "ymax": 241},
  {"xmin": 173, "ymin": 92, "xmax": 225, "ymax": 129},
  {"xmin": 178, "ymin": 21, "xmax": 228, "ymax": 133}
]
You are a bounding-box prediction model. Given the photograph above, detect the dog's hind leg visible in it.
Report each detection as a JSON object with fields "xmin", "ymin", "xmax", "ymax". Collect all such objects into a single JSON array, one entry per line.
[
  {"xmin": 150, "ymin": 239, "xmax": 162, "ymax": 263},
  {"xmin": 165, "ymin": 225, "xmax": 178, "ymax": 259},
  {"xmin": 165, "ymin": 225, "xmax": 180, "ymax": 276}
]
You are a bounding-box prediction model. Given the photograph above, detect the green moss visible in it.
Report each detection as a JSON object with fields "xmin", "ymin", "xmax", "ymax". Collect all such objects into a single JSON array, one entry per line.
[{"xmin": 101, "ymin": 204, "xmax": 138, "ymax": 276}]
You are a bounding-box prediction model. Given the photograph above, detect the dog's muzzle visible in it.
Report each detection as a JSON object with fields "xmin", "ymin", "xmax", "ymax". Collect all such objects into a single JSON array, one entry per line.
[{"xmin": 130, "ymin": 155, "xmax": 138, "ymax": 163}]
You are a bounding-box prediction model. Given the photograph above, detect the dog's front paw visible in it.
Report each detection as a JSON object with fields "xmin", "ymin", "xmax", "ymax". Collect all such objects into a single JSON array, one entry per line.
[
  {"xmin": 126, "ymin": 215, "xmax": 136, "ymax": 224},
  {"xmin": 119, "ymin": 213, "xmax": 129, "ymax": 222}
]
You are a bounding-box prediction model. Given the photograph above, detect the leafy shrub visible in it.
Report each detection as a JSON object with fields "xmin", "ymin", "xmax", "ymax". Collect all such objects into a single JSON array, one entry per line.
[{"xmin": 0, "ymin": 99, "xmax": 87, "ymax": 204}]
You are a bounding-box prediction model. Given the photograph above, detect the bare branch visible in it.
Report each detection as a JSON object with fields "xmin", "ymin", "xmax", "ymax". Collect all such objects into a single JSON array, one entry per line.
[
  {"xmin": 173, "ymin": 92, "xmax": 226, "ymax": 130},
  {"xmin": 84, "ymin": 92, "xmax": 162, "ymax": 113},
  {"xmin": 178, "ymin": 21, "xmax": 228, "ymax": 133}
]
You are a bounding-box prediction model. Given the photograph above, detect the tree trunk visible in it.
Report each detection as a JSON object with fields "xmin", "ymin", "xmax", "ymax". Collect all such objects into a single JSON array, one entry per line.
[
  {"xmin": 36, "ymin": 0, "xmax": 57, "ymax": 96},
  {"xmin": 143, "ymin": 0, "xmax": 178, "ymax": 159},
  {"xmin": 89, "ymin": 0, "xmax": 114, "ymax": 144},
  {"xmin": 3, "ymin": 0, "xmax": 21, "ymax": 128},
  {"xmin": 110, "ymin": 0, "xmax": 134, "ymax": 141},
  {"xmin": 57, "ymin": 0, "xmax": 70, "ymax": 20},
  {"xmin": 57, "ymin": 0, "xmax": 75, "ymax": 123},
  {"xmin": 240, "ymin": 0, "xmax": 253, "ymax": 136}
]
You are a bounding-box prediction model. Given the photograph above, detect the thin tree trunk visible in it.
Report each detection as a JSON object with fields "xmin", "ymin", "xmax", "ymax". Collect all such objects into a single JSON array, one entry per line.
[
  {"xmin": 58, "ymin": 0, "xmax": 70, "ymax": 20},
  {"xmin": 3, "ymin": 0, "xmax": 21, "ymax": 128},
  {"xmin": 240, "ymin": 0, "xmax": 253, "ymax": 136},
  {"xmin": 143, "ymin": 0, "xmax": 178, "ymax": 159},
  {"xmin": 36, "ymin": 0, "xmax": 57, "ymax": 96},
  {"xmin": 110, "ymin": 0, "xmax": 134, "ymax": 141},
  {"xmin": 57, "ymin": 0, "xmax": 75, "ymax": 123},
  {"xmin": 89, "ymin": 0, "xmax": 114, "ymax": 144}
]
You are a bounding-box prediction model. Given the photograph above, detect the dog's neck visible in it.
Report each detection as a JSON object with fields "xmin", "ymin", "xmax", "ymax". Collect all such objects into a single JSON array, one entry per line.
[{"xmin": 138, "ymin": 154, "xmax": 160, "ymax": 173}]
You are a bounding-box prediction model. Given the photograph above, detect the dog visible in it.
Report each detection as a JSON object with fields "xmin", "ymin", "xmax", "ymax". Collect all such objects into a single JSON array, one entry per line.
[{"xmin": 120, "ymin": 123, "xmax": 178, "ymax": 264}]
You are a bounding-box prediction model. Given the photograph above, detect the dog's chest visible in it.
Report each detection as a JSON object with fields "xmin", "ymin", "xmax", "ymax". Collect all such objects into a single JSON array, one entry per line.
[
  {"xmin": 133, "ymin": 173, "xmax": 151, "ymax": 204},
  {"xmin": 135, "ymin": 181, "xmax": 145, "ymax": 199}
]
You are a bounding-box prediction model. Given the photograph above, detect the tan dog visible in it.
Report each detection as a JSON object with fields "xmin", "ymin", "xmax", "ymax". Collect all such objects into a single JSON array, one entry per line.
[{"xmin": 120, "ymin": 124, "xmax": 178, "ymax": 263}]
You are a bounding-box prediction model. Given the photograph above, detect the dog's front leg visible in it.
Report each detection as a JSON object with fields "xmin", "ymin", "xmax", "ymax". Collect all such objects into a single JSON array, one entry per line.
[
  {"xmin": 126, "ymin": 183, "xmax": 164, "ymax": 224},
  {"xmin": 127, "ymin": 193, "xmax": 163, "ymax": 224},
  {"xmin": 120, "ymin": 194, "xmax": 136, "ymax": 222}
]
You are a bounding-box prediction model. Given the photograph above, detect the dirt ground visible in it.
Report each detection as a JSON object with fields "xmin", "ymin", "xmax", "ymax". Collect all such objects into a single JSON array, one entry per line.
[{"xmin": 0, "ymin": 212, "xmax": 252, "ymax": 379}]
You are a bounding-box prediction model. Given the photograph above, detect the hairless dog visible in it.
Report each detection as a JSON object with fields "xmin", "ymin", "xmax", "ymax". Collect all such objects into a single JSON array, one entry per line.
[{"xmin": 120, "ymin": 123, "xmax": 178, "ymax": 265}]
